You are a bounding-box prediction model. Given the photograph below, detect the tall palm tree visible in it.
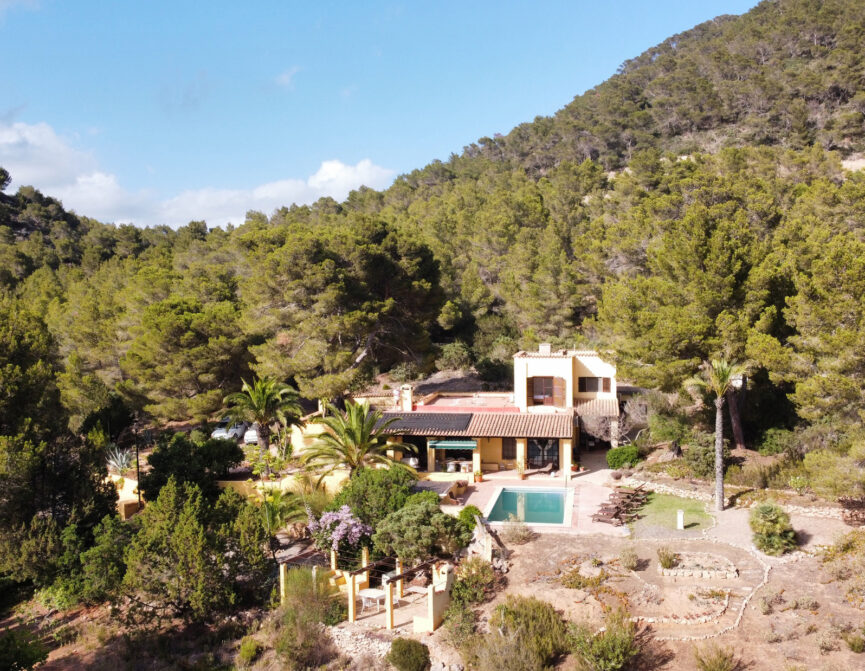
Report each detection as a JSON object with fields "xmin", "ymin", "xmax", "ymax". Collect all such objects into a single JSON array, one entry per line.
[
  {"xmin": 302, "ymin": 401, "xmax": 414, "ymax": 482},
  {"xmin": 224, "ymin": 377, "xmax": 303, "ymax": 460},
  {"xmin": 685, "ymin": 358, "xmax": 746, "ymax": 511}
]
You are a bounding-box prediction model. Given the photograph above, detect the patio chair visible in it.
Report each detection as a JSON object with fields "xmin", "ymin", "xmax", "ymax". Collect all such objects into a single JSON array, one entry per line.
[{"xmin": 592, "ymin": 513, "xmax": 624, "ymax": 526}]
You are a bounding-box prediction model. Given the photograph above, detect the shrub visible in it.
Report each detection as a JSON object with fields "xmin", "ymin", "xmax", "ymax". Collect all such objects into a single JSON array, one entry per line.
[
  {"xmin": 757, "ymin": 428, "xmax": 795, "ymax": 456},
  {"xmin": 308, "ymin": 505, "xmax": 373, "ymax": 557},
  {"xmin": 436, "ymin": 341, "xmax": 473, "ymax": 371},
  {"xmin": 665, "ymin": 461, "xmax": 690, "ymax": 479},
  {"xmin": 0, "ymin": 629, "xmax": 48, "ymax": 671},
  {"xmin": 803, "ymin": 447, "xmax": 865, "ymax": 500},
  {"xmin": 458, "ymin": 505, "xmax": 483, "ymax": 531},
  {"xmin": 490, "ymin": 596, "xmax": 567, "ymax": 667},
  {"xmin": 844, "ymin": 630, "xmax": 865, "ymax": 653},
  {"xmin": 501, "ymin": 514, "xmax": 533, "ymax": 545},
  {"xmin": 619, "ymin": 547, "xmax": 638, "ymax": 571},
  {"xmin": 606, "ymin": 445, "xmax": 639, "ymax": 470},
  {"xmin": 452, "ymin": 557, "xmax": 496, "ymax": 604},
  {"xmin": 443, "ymin": 601, "xmax": 477, "ymax": 649},
  {"xmin": 465, "ymin": 630, "xmax": 547, "ymax": 671},
  {"xmin": 683, "ymin": 438, "xmax": 731, "ymax": 479},
  {"xmin": 561, "ymin": 568, "xmax": 608, "ymax": 590},
  {"xmin": 568, "ymin": 608, "xmax": 640, "ymax": 671},
  {"xmin": 390, "ymin": 362, "xmax": 420, "ymax": 382},
  {"xmin": 693, "ymin": 643, "xmax": 740, "ymax": 671},
  {"xmin": 373, "ymin": 501, "xmax": 472, "ymax": 563},
  {"xmin": 329, "ymin": 466, "xmax": 418, "ymax": 526},
  {"xmin": 657, "ymin": 546, "xmax": 678, "ymax": 569},
  {"xmin": 279, "ymin": 567, "xmax": 345, "ymax": 625},
  {"xmin": 404, "ymin": 490, "xmax": 441, "ymax": 508},
  {"xmin": 386, "ymin": 637, "xmax": 431, "ymax": 671},
  {"xmin": 274, "ymin": 610, "xmax": 336, "ymax": 668},
  {"xmin": 138, "ymin": 432, "xmax": 244, "ymax": 501},
  {"xmin": 788, "ymin": 475, "xmax": 808, "ymax": 495},
  {"xmin": 237, "ymin": 636, "xmax": 262, "ymax": 667},
  {"xmin": 749, "ymin": 502, "xmax": 797, "ymax": 556}
]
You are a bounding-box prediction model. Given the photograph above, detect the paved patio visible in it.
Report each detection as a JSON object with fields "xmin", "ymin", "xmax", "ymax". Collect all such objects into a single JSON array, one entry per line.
[{"xmin": 452, "ymin": 450, "xmax": 629, "ymax": 537}]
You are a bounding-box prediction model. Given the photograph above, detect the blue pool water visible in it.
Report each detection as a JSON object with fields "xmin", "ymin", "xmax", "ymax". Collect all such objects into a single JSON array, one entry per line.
[{"xmin": 486, "ymin": 488, "xmax": 566, "ymax": 524}]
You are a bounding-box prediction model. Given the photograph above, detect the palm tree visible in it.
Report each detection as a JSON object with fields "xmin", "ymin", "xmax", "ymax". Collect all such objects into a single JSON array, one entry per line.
[
  {"xmin": 260, "ymin": 489, "xmax": 306, "ymax": 560},
  {"xmin": 301, "ymin": 401, "xmax": 414, "ymax": 483},
  {"xmin": 224, "ymin": 377, "xmax": 303, "ymax": 461},
  {"xmin": 685, "ymin": 359, "xmax": 746, "ymax": 511}
]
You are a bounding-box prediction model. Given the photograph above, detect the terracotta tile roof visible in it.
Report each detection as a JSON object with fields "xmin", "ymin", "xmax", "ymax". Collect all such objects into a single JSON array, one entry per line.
[
  {"xmin": 380, "ymin": 411, "xmax": 575, "ymax": 439},
  {"xmin": 574, "ymin": 397, "xmax": 620, "ymax": 418},
  {"xmin": 466, "ymin": 412, "xmax": 575, "ymax": 438}
]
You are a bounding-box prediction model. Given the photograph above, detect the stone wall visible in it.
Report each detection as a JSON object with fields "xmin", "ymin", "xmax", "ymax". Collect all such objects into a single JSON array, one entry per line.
[{"xmin": 622, "ymin": 476, "xmax": 844, "ymax": 520}]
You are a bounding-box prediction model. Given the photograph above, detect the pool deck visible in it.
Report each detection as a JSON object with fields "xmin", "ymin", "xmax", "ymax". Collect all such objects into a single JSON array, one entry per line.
[{"xmin": 450, "ymin": 451, "xmax": 629, "ymax": 537}]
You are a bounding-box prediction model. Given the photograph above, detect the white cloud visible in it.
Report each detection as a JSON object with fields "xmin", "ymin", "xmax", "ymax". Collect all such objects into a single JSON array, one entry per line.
[
  {"xmin": 0, "ymin": 120, "xmax": 396, "ymax": 228},
  {"xmin": 275, "ymin": 66, "xmax": 301, "ymax": 89}
]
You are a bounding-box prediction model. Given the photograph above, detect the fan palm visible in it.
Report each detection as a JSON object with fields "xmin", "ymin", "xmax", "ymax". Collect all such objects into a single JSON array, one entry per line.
[
  {"xmin": 260, "ymin": 489, "xmax": 306, "ymax": 560},
  {"xmin": 224, "ymin": 377, "xmax": 302, "ymax": 460},
  {"xmin": 302, "ymin": 401, "xmax": 414, "ymax": 482},
  {"xmin": 685, "ymin": 358, "xmax": 747, "ymax": 511}
]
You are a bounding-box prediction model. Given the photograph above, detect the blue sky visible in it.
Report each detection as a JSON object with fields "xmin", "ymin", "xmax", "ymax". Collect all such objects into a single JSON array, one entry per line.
[{"xmin": 0, "ymin": 0, "xmax": 758, "ymax": 227}]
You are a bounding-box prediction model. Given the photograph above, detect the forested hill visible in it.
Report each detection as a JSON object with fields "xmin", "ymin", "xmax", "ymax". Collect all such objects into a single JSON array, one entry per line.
[
  {"xmin": 466, "ymin": 0, "xmax": 865, "ymax": 173},
  {"xmin": 1, "ymin": 0, "xmax": 865, "ymax": 452}
]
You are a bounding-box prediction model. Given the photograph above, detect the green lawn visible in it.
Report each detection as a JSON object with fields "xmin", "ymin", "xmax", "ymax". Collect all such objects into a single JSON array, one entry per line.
[{"xmin": 635, "ymin": 493, "xmax": 712, "ymax": 530}]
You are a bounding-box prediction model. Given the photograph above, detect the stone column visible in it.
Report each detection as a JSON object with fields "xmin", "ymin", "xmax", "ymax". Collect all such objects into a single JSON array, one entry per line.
[
  {"xmin": 347, "ymin": 574, "xmax": 356, "ymax": 622},
  {"xmin": 516, "ymin": 438, "xmax": 527, "ymax": 472},
  {"xmin": 472, "ymin": 447, "xmax": 482, "ymax": 477},
  {"xmin": 395, "ymin": 558, "xmax": 404, "ymax": 598},
  {"xmin": 561, "ymin": 438, "xmax": 572, "ymax": 482},
  {"xmin": 610, "ymin": 417, "xmax": 619, "ymax": 448},
  {"xmin": 385, "ymin": 581, "xmax": 395, "ymax": 630},
  {"xmin": 279, "ymin": 563, "xmax": 288, "ymax": 605},
  {"xmin": 330, "ymin": 550, "xmax": 337, "ymax": 571},
  {"xmin": 427, "ymin": 439, "xmax": 436, "ymax": 474}
]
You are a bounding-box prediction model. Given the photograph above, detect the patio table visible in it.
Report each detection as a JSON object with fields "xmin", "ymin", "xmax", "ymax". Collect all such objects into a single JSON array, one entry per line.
[{"xmin": 358, "ymin": 587, "xmax": 386, "ymax": 613}]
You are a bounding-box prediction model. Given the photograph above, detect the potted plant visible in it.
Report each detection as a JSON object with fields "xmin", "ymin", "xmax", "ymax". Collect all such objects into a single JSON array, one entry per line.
[{"xmin": 474, "ymin": 470, "xmax": 483, "ymax": 483}]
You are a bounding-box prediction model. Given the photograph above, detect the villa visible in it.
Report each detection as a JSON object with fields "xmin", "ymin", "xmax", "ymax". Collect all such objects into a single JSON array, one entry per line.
[{"xmin": 366, "ymin": 344, "xmax": 621, "ymax": 482}]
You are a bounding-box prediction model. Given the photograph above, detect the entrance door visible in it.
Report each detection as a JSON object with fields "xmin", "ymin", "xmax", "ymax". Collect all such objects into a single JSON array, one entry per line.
[{"xmin": 527, "ymin": 438, "xmax": 559, "ymax": 469}]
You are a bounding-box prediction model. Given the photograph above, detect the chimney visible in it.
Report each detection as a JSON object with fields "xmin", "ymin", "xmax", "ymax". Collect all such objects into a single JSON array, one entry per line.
[
  {"xmin": 538, "ymin": 343, "xmax": 552, "ymax": 355},
  {"xmin": 399, "ymin": 384, "xmax": 414, "ymax": 412}
]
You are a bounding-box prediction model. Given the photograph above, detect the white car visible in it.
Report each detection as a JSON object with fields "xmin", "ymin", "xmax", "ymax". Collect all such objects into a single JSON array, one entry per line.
[
  {"xmin": 243, "ymin": 424, "xmax": 260, "ymax": 445},
  {"xmin": 211, "ymin": 418, "xmax": 248, "ymax": 441}
]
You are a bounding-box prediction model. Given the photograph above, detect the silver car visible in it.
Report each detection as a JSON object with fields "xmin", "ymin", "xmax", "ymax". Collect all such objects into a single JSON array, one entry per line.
[{"xmin": 211, "ymin": 418, "xmax": 248, "ymax": 441}]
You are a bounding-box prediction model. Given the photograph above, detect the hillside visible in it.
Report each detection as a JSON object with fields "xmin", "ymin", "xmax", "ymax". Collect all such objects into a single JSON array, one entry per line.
[
  {"xmin": 0, "ymin": 0, "xmax": 864, "ymax": 445},
  {"xmin": 468, "ymin": 0, "xmax": 865, "ymax": 172}
]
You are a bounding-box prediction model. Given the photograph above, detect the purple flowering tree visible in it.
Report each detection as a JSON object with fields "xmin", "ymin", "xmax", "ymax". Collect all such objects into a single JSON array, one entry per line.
[{"xmin": 307, "ymin": 505, "xmax": 373, "ymax": 560}]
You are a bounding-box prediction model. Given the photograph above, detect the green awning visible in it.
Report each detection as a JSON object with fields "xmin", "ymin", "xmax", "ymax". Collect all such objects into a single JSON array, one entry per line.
[{"xmin": 428, "ymin": 439, "xmax": 477, "ymax": 450}]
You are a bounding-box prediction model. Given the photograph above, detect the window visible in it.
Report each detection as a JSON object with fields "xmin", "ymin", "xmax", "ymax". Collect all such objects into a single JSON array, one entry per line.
[
  {"xmin": 578, "ymin": 377, "xmax": 599, "ymax": 393},
  {"xmin": 578, "ymin": 377, "xmax": 611, "ymax": 393},
  {"xmin": 532, "ymin": 377, "xmax": 554, "ymax": 405},
  {"xmin": 502, "ymin": 437, "xmax": 516, "ymax": 460}
]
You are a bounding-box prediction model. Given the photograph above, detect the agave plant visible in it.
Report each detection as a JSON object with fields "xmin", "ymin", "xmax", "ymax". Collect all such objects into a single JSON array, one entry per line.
[{"xmin": 106, "ymin": 445, "xmax": 133, "ymax": 475}]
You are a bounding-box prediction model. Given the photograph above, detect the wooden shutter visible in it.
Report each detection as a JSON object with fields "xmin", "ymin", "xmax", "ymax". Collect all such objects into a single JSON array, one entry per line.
[
  {"xmin": 578, "ymin": 377, "xmax": 586, "ymax": 393},
  {"xmin": 526, "ymin": 377, "xmax": 534, "ymax": 407},
  {"xmin": 602, "ymin": 377, "xmax": 611, "ymax": 393},
  {"xmin": 553, "ymin": 377, "xmax": 566, "ymax": 407}
]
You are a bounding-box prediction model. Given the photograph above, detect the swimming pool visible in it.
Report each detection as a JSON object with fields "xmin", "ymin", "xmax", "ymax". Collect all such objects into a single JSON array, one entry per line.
[{"xmin": 484, "ymin": 487, "xmax": 573, "ymax": 525}]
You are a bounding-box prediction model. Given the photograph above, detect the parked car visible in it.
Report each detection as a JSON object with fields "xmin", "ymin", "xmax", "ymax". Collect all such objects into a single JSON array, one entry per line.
[
  {"xmin": 211, "ymin": 418, "xmax": 248, "ymax": 441},
  {"xmin": 244, "ymin": 423, "xmax": 260, "ymax": 445}
]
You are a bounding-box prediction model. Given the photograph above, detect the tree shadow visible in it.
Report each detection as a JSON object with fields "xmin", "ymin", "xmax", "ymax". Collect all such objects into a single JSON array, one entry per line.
[
  {"xmin": 727, "ymin": 489, "xmax": 755, "ymax": 507},
  {"xmin": 634, "ymin": 627, "xmax": 675, "ymax": 669},
  {"xmin": 635, "ymin": 557, "xmax": 652, "ymax": 572}
]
